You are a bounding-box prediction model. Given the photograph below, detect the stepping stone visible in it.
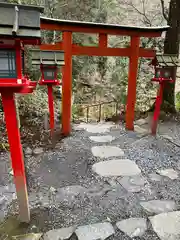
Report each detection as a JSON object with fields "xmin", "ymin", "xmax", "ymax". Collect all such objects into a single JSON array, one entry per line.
[
  {"xmin": 75, "ymin": 222, "xmax": 115, "ymax": 240},
  {"xmin": 89, "ymin": 135, "xmax": 115, "ymax": 143},
  {"xmin": 44, "ymin": 226, "xmax": 75, "ymax": 240},
  {"xmin": 92, "ymin": 159, "xmax": 141, "ymax": 177},
  {"xmin": 118, "ymin": 175, "xmax": 146, "ymax": 192},
  {"xmin": 75, "ymin": 123, "xmax": 114, "ymax": 133},
  {"xmin": 149, "ymin": 211, "xmax": 180, "ymax": 240},
  {"xmin": 157, "ymin": 169, "xmax": 178, "ymax": 180},
  {"xmin": 12, "ymin": 233, "xmax": 42, "ymax": 240},
  {"xmin": 140, "ymin": 200, "xmax": 176, "ymax": 214},
  {"xmin": 91, "ymin": 146, "xmax": 124, "ymax": 158},
  {"xmin": 86, "ymin": 126, "xmax": 110, "ymax": 133},
  {"xmin": 116, "ymin": 218, "xmax": 147, "ymax": 238},
  {"xmin": 149, "ymin": 173, "xmax": 162, "ymax": 182}
]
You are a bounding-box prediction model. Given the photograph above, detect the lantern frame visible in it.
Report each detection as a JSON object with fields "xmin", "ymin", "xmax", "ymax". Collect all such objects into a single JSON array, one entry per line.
[
  {"xmin": 0, "ymin": 2, "xmax": 43, "ymax": 91},
  {"xmin": 31, "ymin": 49, "xmax": 65, "ymax": 85},
  {"xmin": 152, "ymin": 66, "xmax": 174, "ymax": 83}
]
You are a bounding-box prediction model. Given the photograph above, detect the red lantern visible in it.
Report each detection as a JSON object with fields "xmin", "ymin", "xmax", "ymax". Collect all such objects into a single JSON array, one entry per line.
[
  {"xmin": 150, "ymin": 54, "xmax": 179, "ymax": 135},
  {"xmin": 0, "ymin": 2, "xmax": 44, "ymax": 223},
  {"xmin": 31, "ymin": 49, "xmax": 65, "ymax": 135}
]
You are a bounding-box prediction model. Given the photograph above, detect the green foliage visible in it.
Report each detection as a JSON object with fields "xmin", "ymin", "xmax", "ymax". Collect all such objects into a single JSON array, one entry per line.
[
  {"xmin": 175, "ymin": 92, "xmax": 180, "ymax": 111},
  {"xmin": 18, "ymin": 86, "xmax": 48, "ymax": 117}
]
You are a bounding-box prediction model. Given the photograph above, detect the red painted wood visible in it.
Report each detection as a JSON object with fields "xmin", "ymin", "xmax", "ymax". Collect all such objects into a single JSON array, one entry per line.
[
  {"xmin": 99, "ymin": 33, "xmax": 108, "ymax": 47},
  {"xmin": 126, "ymin": 36, "xmax": 140, "ymax": 130},
  {"xmin": 15, "ymin": 41, "xmax": 22, "ymax": 80},
  {"xmin": 1, "ymin": 92, "xmax": 30, "ymax": 222},
  {"xmin": 47, "ymin": 85, "xmax": 55, "ymax": 136},
  {"xmin": 62, "ymin": 31, "xmax": 72, "ymax": 136},
  {"xmin": 151, "ymin": 84, "xmax": 164, "ymax": 135},
  {"xmin": 40, "ymin": 43, "xmax": 155, "ymax": 58}
]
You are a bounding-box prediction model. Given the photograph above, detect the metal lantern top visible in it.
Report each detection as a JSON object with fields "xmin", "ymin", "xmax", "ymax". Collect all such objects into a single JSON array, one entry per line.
[
  {"xmin": 151, "ymin": 54, "xmax": 180, "ymax": 67},
  {"xmin": 31, "ymin": 50, "xmax": 65, "ymax": 66},
  {"xmin": 151, "ymin": 54, "xmax": 179, "ymax": 84},
  {"xmin": 0, "ymin": 2, "xmax": 44, "ymax": 39}
]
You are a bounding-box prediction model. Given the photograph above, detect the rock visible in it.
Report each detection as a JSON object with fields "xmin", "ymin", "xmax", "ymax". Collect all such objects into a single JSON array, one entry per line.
[
  {"xmin": 140, "ymin": 200, "xmax": 176, "ymax": 214},
  {"xmin": 161, "ymin": 135, "xmax": 173, "ymax": 141},
  {"xmin": 92, "ymin": 159, "xmax": 141, "ymax": 177},
  {"xmin": 55, "ymin": 185, "xmax": 87, "ymax": 205},
  {"xmin": 118, "ymin": 175, "xmax": 146, "ymax": 192},
  {"xmin": 91, "ymin": 146, "xmax": 124, "ymax": 158},
  {"xmin": 44, "ymin": 226, "xmax": 75, "ymax": 240},
  {"xmin": 25, "ymin": 147, "xmax": 33, "ymax": 155},
  {"xmin": 135, "ymin": 118, "xmax": 149, "ymax": 126},
  {"xmin": 116, "ymin": 218, "xmax": 147, "ymax": 237},
  {"xmin": 89, "ymin": 135, "xmax": 115, "ymax": 143},
  {"xmin": 75, "ymin": 222, "xmax": 115, "ymax": 240},
  {"xmin": 49, "ymin": 186, "xmax": 57, "ymax": 193},
  {"xmin": 157, "ymin": 169, "xmax": 178, "ymax": 180},
  {"xmin": 33, "ymin": 147, "xmax": 43, "ymax": 155},
  {"xmin": 134, "ymin": 125, "xmax": 149, "ymax": 135},
  {"xmin": 149, "ymin": 211, "xmax": 180, "ymax": 240},
  {"xmin": 12, "ymin": 233, "xmax": 42, "ymax": 240},
  {"xmin": 176, "ymin": 161, "xmax": 180, "ymax": 171},
  {"xmin": 0, "ymin": 196, "xmax": 7, "ymax": 205},
  {"xmin": 149, "ymin": 173, "xmax": 162, "ymax": 182}
]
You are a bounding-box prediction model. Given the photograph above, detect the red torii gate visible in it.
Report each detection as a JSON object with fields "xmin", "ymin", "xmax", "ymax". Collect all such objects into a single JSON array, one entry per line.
[{"xmin": 40, "ymin": 17, "xmax": 168, "ymax": 136}]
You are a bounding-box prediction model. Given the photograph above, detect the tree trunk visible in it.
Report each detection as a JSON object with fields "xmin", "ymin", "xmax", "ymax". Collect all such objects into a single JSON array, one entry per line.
[{"xmin": 161, "ymin": 0, "xmax": 180, "ymax": 113}]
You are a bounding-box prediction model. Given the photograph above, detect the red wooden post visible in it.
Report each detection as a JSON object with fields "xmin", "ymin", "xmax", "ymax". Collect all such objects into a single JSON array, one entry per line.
[
  {"xmin": 126, "ymin": 36, "xmax": 140, "ymax": 130},
  {"xmin": 62, "ymin": 31, "xmax": 72, "ymax": 136},
  {"xmin": 1, "ymin": 92, "xmax": 30, "ymax": 223},
  {"xmin": 151, "ymin": 83, "xmax": 164, "ymax": 135},
  {"xmin": 99, "ymin": 33, "xmax": 108, "ymax": 47},
  {"xmin": 47, "ymin": 85, "xmax": 55, "ymax": 136}
]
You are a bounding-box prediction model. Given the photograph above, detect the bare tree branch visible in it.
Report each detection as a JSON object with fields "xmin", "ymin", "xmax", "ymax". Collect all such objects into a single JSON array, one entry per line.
[
  {"xmin": 123, "ymin": 0, "xmax": 152, "ymax": 26},
  {"xmin": 160, "ymin": 0, "xmax": 168, "ymax": 21}
]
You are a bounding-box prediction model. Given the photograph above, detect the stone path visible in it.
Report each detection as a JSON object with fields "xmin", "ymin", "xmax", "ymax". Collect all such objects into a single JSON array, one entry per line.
[{"xmin": 1, "ymin": 121, "xmax": 180, "ymax": 239}]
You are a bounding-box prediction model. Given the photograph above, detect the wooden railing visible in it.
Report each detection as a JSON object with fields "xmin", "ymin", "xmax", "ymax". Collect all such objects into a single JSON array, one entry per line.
[{"xmin": 73, "ymin": 101, "xmax": 120, "ymax": 122}]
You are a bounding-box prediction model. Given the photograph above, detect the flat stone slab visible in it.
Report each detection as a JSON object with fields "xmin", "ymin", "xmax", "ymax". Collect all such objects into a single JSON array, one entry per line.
[
  {"xmin": 92, "ymin": 159, "xmax": 141, "ymax": 177},
  {"xmin": 89, "ymin": 135, "xmax": 115, "ymax": 143},
  {"xmin": 12, "ymin": 233, "xmax": 42, "ymax": 240},
  {"xmin": 140, "ymin": 200, "xmax": 176, "ymax": 214},
  {"xmin": 116, "ymin": 218, "xmax": 147, "ymax": 238},
  {"xmin": 75, "ymin": 123, "xmax": 114, "ymax": 133},
  {"xmin": 44, "ymin": 226, "xmax": 75, "ymax": 240},
  {"xmin": 149, "ymin": 173, "xmax": 162, "ymax": 182},
  {"xmin": 75, "ymin": 222, "xmax": 115, "ymax": 240},
  {"xmin": 157, "ymin": 169, "xmax": 178, "ymax": 180},
  {"xmin": 118, "ymin": 175, "xmax": 146, "ymax": 192},
  {"xmin": 149, "ymin": 211, "xmax": 180, "ymax": 240},
  {"xmin": 91, "ymin": 146, "xmax": 124, "ymax": 158}
]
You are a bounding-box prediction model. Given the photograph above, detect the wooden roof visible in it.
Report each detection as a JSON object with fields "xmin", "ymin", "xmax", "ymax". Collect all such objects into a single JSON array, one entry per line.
[{"xmin": 41, "ymin": 17, "xmax": 169, "ymax": 37}]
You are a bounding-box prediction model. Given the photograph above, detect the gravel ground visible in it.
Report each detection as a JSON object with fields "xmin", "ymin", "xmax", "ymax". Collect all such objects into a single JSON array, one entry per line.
[{"xmin": 1, "ymin": 121, "xmax": 180, "ymax": 239}]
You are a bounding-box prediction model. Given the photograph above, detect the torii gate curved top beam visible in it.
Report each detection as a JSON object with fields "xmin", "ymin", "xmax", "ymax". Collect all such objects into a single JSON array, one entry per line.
[{"xmin": 40, "ymin": 16, "xmax": 169, "ymax": 135}]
